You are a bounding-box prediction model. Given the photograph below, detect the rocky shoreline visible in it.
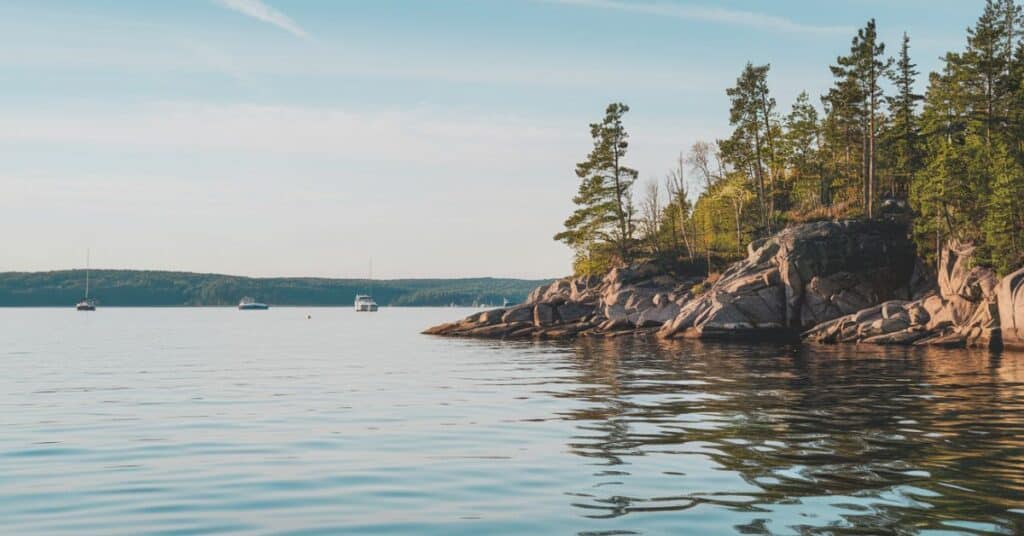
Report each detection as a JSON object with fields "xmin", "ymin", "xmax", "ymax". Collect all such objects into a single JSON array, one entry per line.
[{"xmin": 424, "ymin": 220, "xmax": 1024, "ymax": 351}]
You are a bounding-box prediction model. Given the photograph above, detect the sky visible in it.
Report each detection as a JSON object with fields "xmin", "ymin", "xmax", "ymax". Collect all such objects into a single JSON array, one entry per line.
[{"xmin": 0, "ymin": 0, "xmax": 988, "ymax": 279}]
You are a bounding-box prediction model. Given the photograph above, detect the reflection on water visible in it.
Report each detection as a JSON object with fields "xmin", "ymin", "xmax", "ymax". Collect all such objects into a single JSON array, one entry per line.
[
  {"xmin": 555, "ymin": 338, "xmax": 1024, "ymax": 534},
  {"xmin": 0, "ymin": 308, "xmax": 1022, "ymax": 535}
]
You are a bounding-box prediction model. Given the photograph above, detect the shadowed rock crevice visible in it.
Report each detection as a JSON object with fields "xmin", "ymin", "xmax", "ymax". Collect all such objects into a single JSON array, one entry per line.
[
  {"xmin": 803, "ymin": 241, "xmax": 1011, "ymax": 349},
  {"xmin": 658, "ymin": 220, "xmax": 921, "ymax": 340}
]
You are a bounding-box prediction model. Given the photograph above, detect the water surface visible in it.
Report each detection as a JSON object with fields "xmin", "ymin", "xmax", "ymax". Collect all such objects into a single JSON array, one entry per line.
[{"xmin": 1, "ymin": 308, "xmax": 1022, "ymax": 534}]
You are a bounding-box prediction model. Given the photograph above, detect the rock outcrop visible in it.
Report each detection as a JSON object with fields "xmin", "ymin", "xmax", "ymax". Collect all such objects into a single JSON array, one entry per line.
[
  {"xmin": 658, "ymin": 220, "xmax": 921, "ymax": 340},
  {"xmin": 423, "ymin": 263, "xmax": 703, "ymax": 339},
  {"xmin": 424, "ymin": 219, "xmax": 1024, "ymax": 350},
  {"xmin": 802, "ymin": 240, "xmax": 1001, "ymax": 348}
]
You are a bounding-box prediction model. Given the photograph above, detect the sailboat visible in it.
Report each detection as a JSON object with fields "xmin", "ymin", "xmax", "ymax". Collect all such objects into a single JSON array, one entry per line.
[
  {"xmin": 76, "ymin": 250, "xmax": 96, "ymax": 311},
  {"xmin": 355, "ymin": 259, "xmax": 379, "ymax": 312}
]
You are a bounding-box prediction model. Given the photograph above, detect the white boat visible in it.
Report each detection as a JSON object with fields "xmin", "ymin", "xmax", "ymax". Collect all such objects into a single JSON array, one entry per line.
[
  {"xmin": 76, "ymin": 250, "xmax": 96, "ymax": 311},
  {"xmin": 238, "ymin": 296, "xmax": 269, "ymax": 310},
  {"xmin": 355, "ymin": 258, "xmax": 379, "ymax": 312},
  {"xmin": 355, "ymin": 294, "xmax": 378, "ymax": 312}
]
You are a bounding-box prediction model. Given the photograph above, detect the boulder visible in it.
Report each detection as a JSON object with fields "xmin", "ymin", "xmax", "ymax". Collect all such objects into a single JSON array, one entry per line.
[{"xmin": 478, "ymin": 308, "xmax": 507, "ymax": 325}]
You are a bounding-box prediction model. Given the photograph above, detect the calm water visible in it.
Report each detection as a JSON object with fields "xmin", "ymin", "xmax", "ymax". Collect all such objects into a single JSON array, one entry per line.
[{"xmin": 1, "ymin": 308, "xmax": 1023, "ymax": 535}]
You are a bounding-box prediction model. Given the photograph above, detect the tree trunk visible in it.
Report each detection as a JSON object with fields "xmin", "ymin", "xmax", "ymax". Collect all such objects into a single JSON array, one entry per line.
[
  {"xmin": 734, "ymin": 201, "xmax": 744, "ymax": 256},
  {"xmin": 868, "ymin": 89, "xmax": 876, "ymax": 219},
  {"xmin": 753, "ymin": 130, "xmax": 769, "ymax": 234},
  {"xmin": 612, "ymin": 140, "xmax": 629, "ymax": 262},
  {"xmin": 677, "ymin": 202, "xmax": 693, "ymax": 260},
  {"xmin": 760, "ymin": 93, "xmax": 777, "ymax": 229},
  {"xmin": 862, "ymin": 126, "xmax": 869, "ymax": 217}
]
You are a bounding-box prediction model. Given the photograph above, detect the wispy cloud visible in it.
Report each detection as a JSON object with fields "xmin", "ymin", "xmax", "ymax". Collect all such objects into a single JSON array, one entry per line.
[
  {"xmin": 214, "ymin": 0, "xmax": 308, "ymax": 38},
  {"xmin": 546, "ymin": 0, "xmax": 851, "ymax": 36}
]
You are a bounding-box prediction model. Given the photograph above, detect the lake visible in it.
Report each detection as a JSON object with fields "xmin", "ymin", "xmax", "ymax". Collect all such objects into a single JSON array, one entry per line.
[{"xmin": 1, "ymin": 307, "xmax": 1022, "ymax": 535}]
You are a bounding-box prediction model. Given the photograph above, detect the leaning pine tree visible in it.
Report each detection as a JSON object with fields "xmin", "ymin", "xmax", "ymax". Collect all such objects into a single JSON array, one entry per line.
[{"xmin": 555, "ymin": 102, "xmax": 638, "ymax": 275}]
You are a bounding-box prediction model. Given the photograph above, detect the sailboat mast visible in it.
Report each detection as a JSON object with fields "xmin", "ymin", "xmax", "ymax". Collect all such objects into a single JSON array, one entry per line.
[
  {"xmin": 369, "ymin": 258, "xmax": 373, "ymax": 296},
  {"xmin": 85, "ymin": 249, "xmax": 90, "ymax": 299}
]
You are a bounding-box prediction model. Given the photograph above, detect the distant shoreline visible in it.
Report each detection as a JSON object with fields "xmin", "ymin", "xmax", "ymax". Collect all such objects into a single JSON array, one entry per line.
[
  {"xmin": 0, "ymin": 269, "xmax": 552, "ymax": 308},
  {"xmin": 0, "ymin": 304, "xmax": 493, "ymax": 308}
]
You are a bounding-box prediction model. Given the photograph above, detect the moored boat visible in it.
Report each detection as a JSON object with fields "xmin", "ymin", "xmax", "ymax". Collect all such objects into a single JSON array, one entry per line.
[
  {"xmin": 238, "ymin": 297, "xmax": 269, "ymax": 310},
  {"xmin": 355, "ymin": 258, "xmax": 379, "ymax": 312},
  {"xmin": 355, "ymin": 294, "xmax": 378, "ymax": 312},
  {"xmin": 76, "ymin": 250, "xmax": 96, "ymax": 311}
]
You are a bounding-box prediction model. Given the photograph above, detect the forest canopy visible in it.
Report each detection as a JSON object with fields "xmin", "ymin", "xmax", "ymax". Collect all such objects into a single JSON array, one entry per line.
[{"xmin": 557, "ymin": 0, "xmax": 1024, "ymax": 277}]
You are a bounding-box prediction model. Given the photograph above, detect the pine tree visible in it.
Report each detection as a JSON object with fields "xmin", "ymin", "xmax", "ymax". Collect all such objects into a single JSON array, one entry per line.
[
  {"xmin": 555, "ymin": 103, "xmax": 638, "ymax": 272},
  {"xmin": 885, "ymin": 33, "xmax": 923, "ymax": 197},
  {"xmin": 783, "ymin": 91, "xmax": 823, "ymax": 211},
  {"xmin": 824, "ymin": 49, "xmax": 866, "ymax": 213},
  {"xmin": 828, "ymin": 19, "xmax": 892, "ymax": 217},
  {"xmin": 963, "ymin": 0, "xmax": 1020, "ymax": 145},
  {"xmin": 723, "ymin": 63, "xmax": 778, "ymax": 233}
]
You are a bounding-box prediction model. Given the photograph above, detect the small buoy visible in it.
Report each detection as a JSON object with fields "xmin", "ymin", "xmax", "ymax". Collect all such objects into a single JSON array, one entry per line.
[{"xmin": 306, "ymin": 314, "xmax": 312, "ymax": 319}]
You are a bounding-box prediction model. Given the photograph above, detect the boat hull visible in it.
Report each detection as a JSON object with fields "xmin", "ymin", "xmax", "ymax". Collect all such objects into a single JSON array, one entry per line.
[
  {"xmin": 75, "ymin": 304, "xmax": 96, "ymax": 311},
  {"xmin": 238, "ymin": 304, "xmax": 269, "ymax": 310}
]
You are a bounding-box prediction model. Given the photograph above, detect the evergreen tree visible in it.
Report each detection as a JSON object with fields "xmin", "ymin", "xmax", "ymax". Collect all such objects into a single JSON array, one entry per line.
[
  {"xmin": 783, "ymin": 91, "xmax": 823, "ymax": 211},
  {"xmin": 885, "ymin": 33, "xmax": 923, "ymax": 197},
  {"xmin": 828, "ymin": 19, "xmax": 891, "ymax": 217},
  {"xmin": 723, "ymin": 63, "xmax": 778, "ymax": 233},
  {"xmin": 963, "ymin": 0, "xmax": 1020, "ymax": 145},
  {"xmin": 824, "ymin": 52, "xmax": 866, "ymax": 212},
  {"xmin": 555, "ymin": 103, "xmax": 638, "ymax": 272}
]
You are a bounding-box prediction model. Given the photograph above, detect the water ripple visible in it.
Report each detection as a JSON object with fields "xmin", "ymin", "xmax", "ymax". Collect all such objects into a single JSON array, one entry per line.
[{"xmin": 0, "ymin": 308, "xmax": 1022, "ymax": 534}]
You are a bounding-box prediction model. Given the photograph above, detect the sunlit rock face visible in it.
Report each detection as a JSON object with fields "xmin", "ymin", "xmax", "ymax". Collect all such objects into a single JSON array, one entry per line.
[
  {"xmin": 658, "ymin": 220, "xmax": 920, "ymax": 340},
  {"xmin": 803, "ymin": 240, "xmax": 1003, "ymax": 349}
]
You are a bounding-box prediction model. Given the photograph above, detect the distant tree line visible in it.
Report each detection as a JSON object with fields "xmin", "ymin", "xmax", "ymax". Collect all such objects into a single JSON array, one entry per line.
[
  {"xmin": 0, "ymin": 270, "xmax": 549, "ymax": 307},
  {"xmin": 558, "ymin": 0, "xmax": 1024, "ymax": 276}
]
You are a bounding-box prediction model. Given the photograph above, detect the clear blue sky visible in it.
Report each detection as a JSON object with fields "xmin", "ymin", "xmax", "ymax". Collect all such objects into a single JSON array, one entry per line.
[{"xmin": 0, "ymin": 0, "xmax": 985, "ymax": 278}]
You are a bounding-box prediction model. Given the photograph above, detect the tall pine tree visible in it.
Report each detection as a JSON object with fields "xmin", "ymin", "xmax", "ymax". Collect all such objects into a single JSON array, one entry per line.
[
  {"xmin": 555, "ymin": 103, "xmax": 638, "ymax": 273},
  {"xmin": 885, "ymin": 33, "xmax": 923, "ymax": 198}
]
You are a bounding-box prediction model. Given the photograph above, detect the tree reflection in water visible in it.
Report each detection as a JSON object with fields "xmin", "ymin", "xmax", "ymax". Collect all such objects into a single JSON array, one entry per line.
[{"xmin": 547, "ymin": 337, "xmax": 1023, "ymax": 534}]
